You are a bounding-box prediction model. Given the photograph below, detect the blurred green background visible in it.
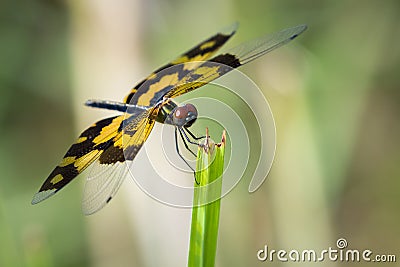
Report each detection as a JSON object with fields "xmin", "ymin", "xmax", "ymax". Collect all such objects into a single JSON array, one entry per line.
[{"xmin": 1, "ymin": 0, "xmax": 399, "ymax": 266}]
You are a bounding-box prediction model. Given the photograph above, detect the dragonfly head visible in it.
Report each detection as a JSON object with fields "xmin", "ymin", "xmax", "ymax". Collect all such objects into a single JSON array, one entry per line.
[{"xmin": 172, "ymin": 103, "xmax": 198, "ymax": 128}]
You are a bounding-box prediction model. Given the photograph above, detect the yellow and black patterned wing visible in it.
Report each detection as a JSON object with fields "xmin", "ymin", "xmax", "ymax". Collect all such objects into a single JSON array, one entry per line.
[
  {"xmin": 127, "ymin": 24, "xmax": 307, "ymax": 107},
  {"xmin": 31, "ymin": 110, "xmax": 154, "ymax": 207},
  {"xmin": 81, "ymin": 110, "xmax": 155, "ymax": 214},
  {"xmin": 31, "ymin": 115, "xmax": 124, "ymax": 204},
  {"xmin": 123, "ymin": 23, "xmax": 238, "ymax": 105},
  {"xmin": 164, "ymin": 24, "xmax": 308, "ymax": 99}
]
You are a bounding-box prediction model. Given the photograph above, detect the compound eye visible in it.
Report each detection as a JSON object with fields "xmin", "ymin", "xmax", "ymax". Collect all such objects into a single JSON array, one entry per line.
[
  {"xmin": 172, "ymin": 104, "xmax": 198, "ymax": 127},
  {"xmin": 172, "ymin": 106, "xmax": 188, "ymax": 127},
  {"xmin": 185, "ymin": 103, "xmax": 198, "ymax": 116},
  {"xmin": 174, "ymin": 106, "xmax": 188, "ymax": 119}
]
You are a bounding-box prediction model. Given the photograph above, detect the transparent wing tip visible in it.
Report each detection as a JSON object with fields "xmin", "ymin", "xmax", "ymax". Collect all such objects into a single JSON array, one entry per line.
[
  {"xmin": 82, "ymin": 204, "xmax": 103, "ymax": 216},
  {"xmin": 289, "ymin": 24, "xmax": 308, "ymax": 40},
  {"xmin": 82, "ymin": 196, "xmax": 110, "ymax": 216},
  {"xmin": 31, "ymin": 189, "xmax": 57, "ymax": 205}
]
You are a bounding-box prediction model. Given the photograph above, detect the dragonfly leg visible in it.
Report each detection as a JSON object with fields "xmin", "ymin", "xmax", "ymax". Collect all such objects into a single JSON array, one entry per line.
[
  {"xmin": 179, "ymin": 127, "xmax": 200, "ymax": 146},
  {"xmin": 174, "ymin": 128, "xmax": 195, "ymax": 170},
  {"xmin": 175, "ymin": 128, "xmax": 200, "ymax": 185},
  {"xmin": 178, "ymin": 128, "xmax": 197, "ymax": 157},
  {"xmin": 184, "ymin": 127, "xmax": 206, "ymax": 140}
]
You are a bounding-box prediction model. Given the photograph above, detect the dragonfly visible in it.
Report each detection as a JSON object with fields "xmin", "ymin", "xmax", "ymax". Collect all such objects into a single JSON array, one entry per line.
[{"xmin": 32, "ymin": 23, "xmax": 307, "ymax": 214}]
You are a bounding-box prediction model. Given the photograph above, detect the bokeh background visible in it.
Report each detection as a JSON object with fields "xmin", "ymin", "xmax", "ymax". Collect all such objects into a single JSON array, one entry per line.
[{"xmin": 1, "ymin": 0, "xmax": 399, "ymax": 266}]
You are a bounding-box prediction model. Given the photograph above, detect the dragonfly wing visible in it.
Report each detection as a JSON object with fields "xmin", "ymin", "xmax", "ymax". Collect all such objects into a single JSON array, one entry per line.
[
  {"xmin": 31, "ymin": 115, "xmax": 124, "ymax": 204},
  {"xmin": 82, "ymin": 158, "xmax": 129, "ymax": 215},
  {"xmin": 165, "ymin": 24, "xmax": 307, "ymax": 98},
  {"xmin": 124, "ymin": 23, "xmax": 238, "ymax": 105},
  {"xmin": 82, "ymin": 110, "xmax": 155, "ymax": 215}
]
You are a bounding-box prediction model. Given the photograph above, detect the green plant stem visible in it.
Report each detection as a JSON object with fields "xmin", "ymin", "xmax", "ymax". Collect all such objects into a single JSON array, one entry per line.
[{"xmin": 188, "ymin": 130, "xmax": 226, "ymax": 267}]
